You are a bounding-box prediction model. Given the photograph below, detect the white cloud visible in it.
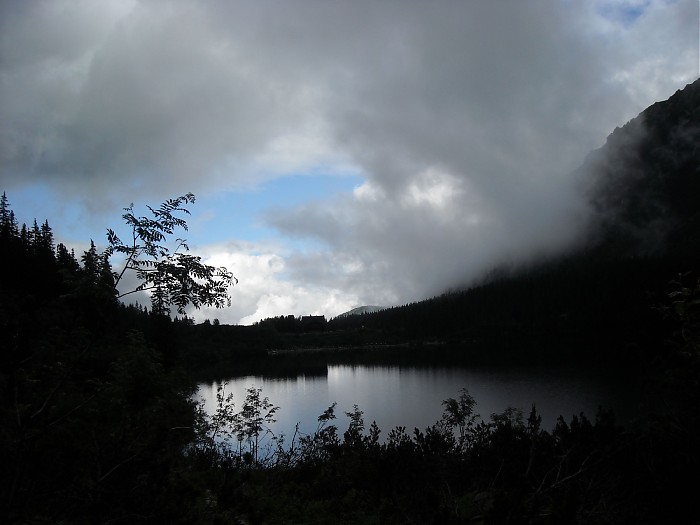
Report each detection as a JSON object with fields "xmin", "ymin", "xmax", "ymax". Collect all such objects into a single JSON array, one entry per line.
[
  {"xmin": 401, "ymin": 169, "xmax": 460, "ymax": 211},
  {"xmin": 187, "ymin": 241, "xmax": 359, "ymax": 325},
  {"xmin": 353, "ymin": 181, "xmax": 385, "ymax": 202},
  {"xmin": 1, "ymin": 0, "xmax": 697, "ymax": 319}
]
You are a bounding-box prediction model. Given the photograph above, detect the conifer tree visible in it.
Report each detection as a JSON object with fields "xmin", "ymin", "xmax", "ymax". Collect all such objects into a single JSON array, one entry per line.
[
  {"xmin": 40, "ymin": 220, "xmax": 54, "ymax": 255},
  {"xmin": 8, "ymin": 211, "xmax": 18, "ymax": 237},
  {"xmin": 99, "ymin": 251, "xmax": 115, "ymax": 291},
  {"xmin": 30, "ymin": 219, "xmax": 41, "ymax": 251},
  {"xmin": 0, "ymin": 192, "xmax": 14, "ymax": 237},
  {"xmin": 19, "ymin": 223, "xmax": 29, "ymax": 247},
  {"xmin": 56, "ymin": 243, "xmax": 80, "ymax": 272},
  {"xmin": 81, "ymin": 240, "xmax": 100, "ymax": 284},
  {"xmin": 0, "ymin": 192, "xmax": 8, "ymax": 222}
]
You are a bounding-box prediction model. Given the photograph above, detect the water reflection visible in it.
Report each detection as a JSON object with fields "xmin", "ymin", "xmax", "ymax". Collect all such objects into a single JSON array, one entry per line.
[{"xmin": 196, "ymin": 364, "xmax": 641, "ymax": 439}]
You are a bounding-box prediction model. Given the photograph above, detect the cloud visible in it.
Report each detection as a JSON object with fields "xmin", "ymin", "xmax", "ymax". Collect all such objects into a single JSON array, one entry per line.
[
  {"xmin": 1, "ymin": 0, "xmax": 338, "ymax": 204},
  {"xmin": 264, "ymin": 0, "xmax": 699, "ymax": 304},
  {"xmin": 189, "ymin": 241, "xmax": 359, "ymax": 325},
  {"xmin": 1, "ymin": 0, "xmax": 697, "ymax": 319}
]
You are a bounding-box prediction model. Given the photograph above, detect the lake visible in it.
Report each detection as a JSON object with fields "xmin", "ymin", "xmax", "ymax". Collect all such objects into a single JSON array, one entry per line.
[{"xmin": 195, "ymin": 364, "xmax": 645, "ymax": 442}]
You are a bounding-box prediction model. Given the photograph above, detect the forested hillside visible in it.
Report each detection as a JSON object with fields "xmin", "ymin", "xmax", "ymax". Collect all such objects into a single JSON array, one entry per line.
[
  {"xmin": 327, "ymin": 79, "xmax": 700, "ymax": 365},
  {"xmin": 1, "ymin": 191, "xmax": 698, "ymax": 522},
  {"xmin": 1, "ymin": 79, "xmax": 698, "ymax": 523}
]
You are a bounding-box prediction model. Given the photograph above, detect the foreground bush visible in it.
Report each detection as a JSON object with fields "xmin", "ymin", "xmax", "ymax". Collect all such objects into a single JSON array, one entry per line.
[{"xmin": 191, "ymin": 383, "xmax": 698, "ymax": 524}]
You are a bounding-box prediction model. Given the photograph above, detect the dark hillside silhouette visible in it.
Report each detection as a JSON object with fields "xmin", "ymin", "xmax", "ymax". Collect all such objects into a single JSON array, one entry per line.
[
  {"xmin": 1, "ymin": 81, "xmax": 698, "ymax": 523},
  {"xmin": 581, "ymin": 78, "xmax": 700, "ymax": 260},
  {"xmin": 327, "ymin": 79, "xmax": 700, "ymax": 365}
]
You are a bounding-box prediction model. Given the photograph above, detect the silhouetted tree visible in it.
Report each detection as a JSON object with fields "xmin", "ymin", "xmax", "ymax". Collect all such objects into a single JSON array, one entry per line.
[
  {"xmin": 81, "ymin": 240, "xmax": 100, "ymax": 284},
  {"xmin": 105, "ymin": 193, "xmax": 236, "ymax": 315},
  {"xmin": 38, "ymin": 220, "xmax": 54, "ymax": 256},
  {"xmin": 0, "ymin": 192, "xmax": 18, "ymax": 239},
  {"xmin": 56, "ymin": 242, "xmax": 80, "ymax": 273}
]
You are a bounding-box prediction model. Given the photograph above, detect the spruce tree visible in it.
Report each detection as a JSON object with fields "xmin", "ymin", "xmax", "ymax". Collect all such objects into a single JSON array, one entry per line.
[
  {"xmin": 30, "ymin": 219, "xmax": 41, "ymax": 251},
  {"xmin": 19, "ymin": 223, "xmax": 29, "ymax": 247},
  {"xmin": 81, "ymin": 240, "xmax": 99, "ymax": 285},
  {"xmin": 39, "ymin": 220, "xmax": 54, "ymax": 256},
  {"xmin": 0, "ymin": 192, "xmax": 11, "ymax": 237}
]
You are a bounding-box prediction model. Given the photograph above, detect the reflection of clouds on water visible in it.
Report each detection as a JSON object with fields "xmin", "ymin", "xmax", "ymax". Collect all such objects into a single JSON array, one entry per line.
[{"xmin": 196, "ymin": 366, "xmax": 642, "ymax": 441}]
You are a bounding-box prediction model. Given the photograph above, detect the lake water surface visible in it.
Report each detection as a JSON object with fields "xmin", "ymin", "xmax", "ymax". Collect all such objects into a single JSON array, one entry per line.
[{"xmin": 196, "ymin": 364, "xmax": 642, "ymax": 440}]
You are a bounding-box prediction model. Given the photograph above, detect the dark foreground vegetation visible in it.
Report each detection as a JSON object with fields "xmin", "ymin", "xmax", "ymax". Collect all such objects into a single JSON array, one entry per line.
[
  {"xmin": 1, "ymin": 187, "xmax": 699, "ymax": 524},
  {"xmin": 2, "ymin": 80, "xmax": 699, "ymax": 523},
  {"xmin": 193, "ymin": 377, "xmax": 699, "ymax": 525}
]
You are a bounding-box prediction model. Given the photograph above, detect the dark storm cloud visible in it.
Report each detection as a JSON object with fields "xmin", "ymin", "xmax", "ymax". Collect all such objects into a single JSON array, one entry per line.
[
  {"xmin": 5, "ymin": 4, "xmax": 271, "ymax": 193},
  {"xmin": 1, "ymin": 0, "xmax": 697, "ymax": 308},
  {"xmin": 263, "ymin": 0, "xmax": 699, "ymax": 302}
]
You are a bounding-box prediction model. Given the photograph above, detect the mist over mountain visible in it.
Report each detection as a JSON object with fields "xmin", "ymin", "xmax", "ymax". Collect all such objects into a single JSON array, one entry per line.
[
  {"xmin": 335, "ymin": 305, "xmax": 387, "ymax": 319},
  {"xmin": 580, "ymin": 78, "xmax": 700, "ymax": 260},
  {"xmin": 2, "ymin": 79, "xmax": 698, "ymax": 524},
  {"xmin": 1, "ymin": 2, "xmax": 698, "ymax": 521},
  {"xmin": 328, "ymin": 80, "xmax": 700, "ymax": 362}
]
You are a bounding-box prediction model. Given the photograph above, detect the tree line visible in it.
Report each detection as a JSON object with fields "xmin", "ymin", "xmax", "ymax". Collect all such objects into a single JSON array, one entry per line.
[{"xmin": 1, "ymin": 191, "xmax": 698, "ymax": 523}]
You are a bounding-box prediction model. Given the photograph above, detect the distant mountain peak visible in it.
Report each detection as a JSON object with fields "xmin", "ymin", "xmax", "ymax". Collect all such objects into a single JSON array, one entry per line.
[{"xmin": 334, "ymin": 305, "xmax": 386, "ymax": 319}]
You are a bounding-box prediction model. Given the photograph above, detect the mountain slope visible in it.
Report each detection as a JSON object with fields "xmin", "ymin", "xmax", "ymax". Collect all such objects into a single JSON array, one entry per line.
[
  {"xmin": 334, "ymin": 305, "xmax": 386, "ymax": 318},
  {"xmin": 328, "ymin": 80, "xmax": 700, "ymax": 364},
  {"xmin": 580, "ymin": 78, "xmax": 700, "ymax": 260}
]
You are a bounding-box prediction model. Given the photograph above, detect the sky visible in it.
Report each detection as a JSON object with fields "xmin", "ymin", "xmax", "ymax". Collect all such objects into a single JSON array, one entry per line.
[{"xmin": 1, "ymin": 0, "xmax": 698, "ymax": 325}]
